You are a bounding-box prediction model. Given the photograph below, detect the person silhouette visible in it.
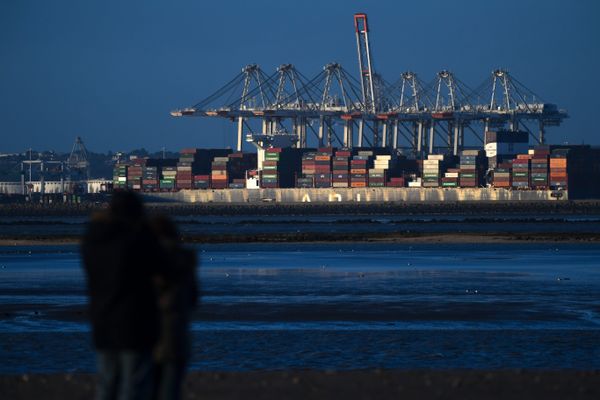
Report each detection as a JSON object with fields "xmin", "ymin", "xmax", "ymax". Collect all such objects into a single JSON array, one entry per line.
[
  {"xmin": 82, "ymin": 191, "xmax": 167, "ymax": 400},
  {"xmin": 149, "ymin": 215, "xmax": 198, "ymax": 400}
]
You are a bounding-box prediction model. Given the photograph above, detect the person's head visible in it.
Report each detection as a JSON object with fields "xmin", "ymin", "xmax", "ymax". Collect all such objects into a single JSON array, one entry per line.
[{"xmin": 109, "ymin": 190, "xmax": 144, "ymax": 222}]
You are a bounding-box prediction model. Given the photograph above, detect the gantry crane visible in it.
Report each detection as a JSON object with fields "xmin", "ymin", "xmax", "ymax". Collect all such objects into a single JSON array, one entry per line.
[{"xmin": 171, "ymin": 13, "xmax": 568, "ymax": 156}]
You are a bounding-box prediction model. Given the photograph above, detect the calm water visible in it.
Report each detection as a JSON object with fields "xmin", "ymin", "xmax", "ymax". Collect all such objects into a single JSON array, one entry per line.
[
  {"xmin": 1, "ymin": 214, "xmax": 600, "ymax": 236},
  {"xmin": 0, "ymin": 243, "xmax": 599, "ymax": 373}
]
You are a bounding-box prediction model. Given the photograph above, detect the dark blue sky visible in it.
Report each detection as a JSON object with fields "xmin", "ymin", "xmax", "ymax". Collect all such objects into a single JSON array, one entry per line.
[{"xmin": 1, "ymin": 0, "xmax": 598, "ymax": 153}]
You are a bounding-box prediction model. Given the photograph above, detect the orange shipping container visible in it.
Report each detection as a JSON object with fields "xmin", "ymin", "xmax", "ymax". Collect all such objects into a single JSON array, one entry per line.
[
  {"xmin": 550, "ymin": 168, "xmax": 567, "ymax": 174},
  {"xmin": 550, "ymin": 159, "xmax": 567, "ymax": 167},
  {"xmin": 315, "ymin": 155, "xmax": 331, "ymax": 161},
  {"xmin": 351, "ymin": 182, "xmax": 367, "ymax": 188},
  {"xmin": 350, "ymin": 169, "xmax": 367, "ymax": 174}
]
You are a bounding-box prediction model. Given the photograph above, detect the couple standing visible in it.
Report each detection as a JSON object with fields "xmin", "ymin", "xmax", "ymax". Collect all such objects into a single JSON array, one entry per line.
[{"xmin": 81, "ymin": 191, "xmax": 198, "ymax": 400}]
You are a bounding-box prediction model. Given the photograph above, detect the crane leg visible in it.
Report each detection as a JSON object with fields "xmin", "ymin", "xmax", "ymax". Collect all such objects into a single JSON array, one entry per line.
[
  {"xmin": 237, "ymin": 117, "xmax": 244, "ymax": 151},
  {"xmin": 358, "ymin": 120, "xmax": 364, "ymax": 147}
]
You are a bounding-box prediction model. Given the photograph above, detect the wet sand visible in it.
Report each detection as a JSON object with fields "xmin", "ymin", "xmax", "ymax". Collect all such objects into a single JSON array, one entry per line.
[
  {"xmin": 0, "ymin": 231, "xmax": 599, "ymax": 247},
  {"xmin": 1, "ymin": 370, "xmax": 598, "ymax": 400}
]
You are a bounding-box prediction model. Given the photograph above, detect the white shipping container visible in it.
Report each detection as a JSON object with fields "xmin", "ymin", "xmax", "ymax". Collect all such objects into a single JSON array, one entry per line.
[
  {"xmin": 485, "ymin": 142, "xmax": 529, "ymax": 155},
  {"xmin": 427, "ymin": 154, "xmax": 445, "ymax": 160},
  {"xmin": 246, "ymin": 177, "xmax": 260, "ymax": 189},
  {"xmin": 484, "ymin": 143, "xmax": 497, "ymax": 151},
  {"xmin": 445, "ymin": 172, "xmax": 459, "ymax": 178}
]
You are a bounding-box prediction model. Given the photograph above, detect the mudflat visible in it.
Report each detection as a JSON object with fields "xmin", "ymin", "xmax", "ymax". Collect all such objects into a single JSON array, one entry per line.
[{"xmin": 1, "ymin": 370, "xmax": 599, "ymax": 400}]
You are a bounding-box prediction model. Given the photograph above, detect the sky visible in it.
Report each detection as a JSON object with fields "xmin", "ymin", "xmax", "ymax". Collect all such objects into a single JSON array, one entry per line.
[{"xmin": 1, "ymin": 0, "xmax": 599, "ymax": 153}]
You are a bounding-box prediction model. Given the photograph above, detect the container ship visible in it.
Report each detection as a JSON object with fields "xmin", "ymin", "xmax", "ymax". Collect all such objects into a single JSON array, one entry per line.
[{"xmin": 110, "ymin": 133, "xmax": 600, "ymax": 203}]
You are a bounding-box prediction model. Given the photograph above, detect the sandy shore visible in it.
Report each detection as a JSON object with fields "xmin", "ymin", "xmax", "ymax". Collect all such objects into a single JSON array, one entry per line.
[
  {"xmin": 0, "ymin": 231, "xmax": 599, "ymax": 247},
  {"xmin": 1, "ymin": 370, "xmax": 598, "ymax": 400}
]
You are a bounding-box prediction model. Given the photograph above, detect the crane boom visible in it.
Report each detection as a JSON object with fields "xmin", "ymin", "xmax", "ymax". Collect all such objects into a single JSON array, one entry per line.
[{"xmin": 354, "ymin": 13, "xmax": 376, "ymax": 114}]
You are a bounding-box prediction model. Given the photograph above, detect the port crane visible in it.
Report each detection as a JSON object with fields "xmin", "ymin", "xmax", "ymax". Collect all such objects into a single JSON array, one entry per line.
[{"xmin": 172, "ymin": 13, "xmax": 568, "ymax": 156}]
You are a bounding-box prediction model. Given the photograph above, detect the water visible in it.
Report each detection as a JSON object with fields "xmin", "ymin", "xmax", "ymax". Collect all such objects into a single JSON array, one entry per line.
[
  {"xmin": 1, "ymin": 214, "xmax": 600, "ymax": 237},
  {"xmin": 0, "ymin": 243, "xmax": 599, "ymax": 373}
]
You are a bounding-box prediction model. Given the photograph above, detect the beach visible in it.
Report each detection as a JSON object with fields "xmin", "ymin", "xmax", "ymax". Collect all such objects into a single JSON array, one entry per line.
[
  {"xmin": 2, "ymin": 203, "xmax": 599, "ymax": 398},
  {"xmin": 2, "ymin": 370, "xmax": 599, "ymax": 400}
]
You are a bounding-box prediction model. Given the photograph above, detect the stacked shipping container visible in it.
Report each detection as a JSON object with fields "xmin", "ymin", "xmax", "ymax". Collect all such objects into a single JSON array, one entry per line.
[
  {"xmin": 314, "ymin": 148, "xmax": 333, "ymax": 188},
  {"xmin": 298, "ymin": 151, "xmax": 316, "ymax": 188},
  {"xmin": 228, "ymin": 152, "xmax": 256, "ymax": 189},
  {"xmin": 142, "ymin": 166, "xmax": 158, "ymax": 191},
  {"xmin": 530, "ymin": 146, "xmax": 550, "ymax": 189},
  {"xmin": 332, "ymin": 149, "xmax": 351, "ymax": 188},
  {"xmin": 511, "ymin": 156, "xmax": 530, "ymax": 189},
  {"xmin": 193, "ymin": 174, "xmax": 210, "ymax": 189},
  {"xmin": 550, "ymin": 151, "xmax": 568, "ymax": 189},
  {"xmin": 113, "ymin": 164, "xmax": 127, "ymax": 190},
  {"xmin": 176, "ymin": 149, "xmax": 195, "ymax": 190},
  {"xmin": 369, "ymin": 155, "xmax": 391, "ymax": 187},
  {"xmin": 442, "ymin": 168, "xmax": 459, "ymax": 188},
  {"xmin": 127, "ymin": 160, "xmax": 143, "ymax": 191},
  {"xmin": 485, "ymin": 130, "xmax": 529, "ymax": 169},
  {"xmin": 210, "ymin": 157, "xmax": 229, "ymax": 189},
  {"xmin": 260, "ymin": 148, "xmax": 281, "ymax": 188},
  {"xmin": 350, "ymin": 151, "xmax": 372, "ymax": 188},
  {"xmin": 108, "ymin": 144, "xmax": 579, "ymax": 194},
  {"xmin": 161, "ymin": 166, "xmax": 177, "ymax": 190},
  {"xmin": 387, "ymin": 177, "xmax": 405, "ymax": 187},
  {"xmin": 492, "ymin": 162, "xmax": 512, "ymax": 188},
  {"xmin": 422, "ymin": 155, "xmax": 444, "ymax": 188},
  {"xmin": 459, "ymin": 150, "xmax": 484, "ymax": 187}
]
